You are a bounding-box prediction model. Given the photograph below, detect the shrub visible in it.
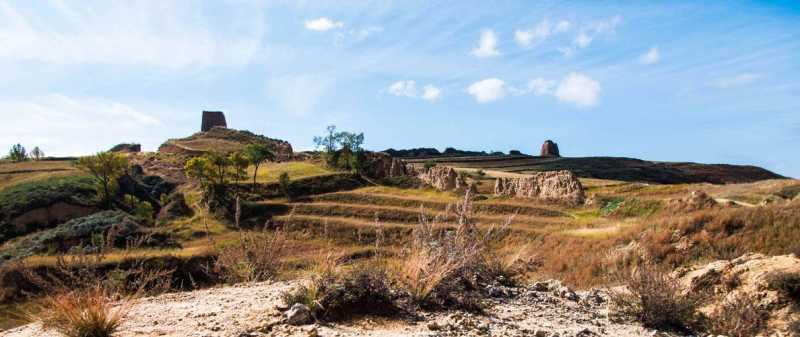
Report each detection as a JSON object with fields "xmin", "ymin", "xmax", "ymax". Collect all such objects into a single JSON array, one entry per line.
[
  {"xmin": 278, "ymin": 172, "xmax": 292, "ymax": 200},
  {"xmin": 610, "ymin": 262, "xmax": 700, "ymax": 332},
  {"xmin": 396, "ymin": 190, "xmax": 511, "ymax": 309},
  {"xmin": 36, "ymin": 285, "xmax": 127, "ymax": 337},
  {"xmin": 214, "ymin": 229, "xmax": 286, "ymax": 284},
  {"xmin": 281, "ymin": 257, "xmax": 396, "ymax": 321},
  {"xmin": 766, "ymin": 271, "xmax": 800, "ymax": 302},
  {"xmin": 423, "ymin": 160, "xmax": 436, "ymax": 172},
  {"xmin": 707, "ymin": 293, "xmax": 767, "ymax": 337}
]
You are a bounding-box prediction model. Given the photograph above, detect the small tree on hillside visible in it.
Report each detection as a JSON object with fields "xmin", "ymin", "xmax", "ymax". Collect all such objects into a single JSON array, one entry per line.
[
  {"xmin": 8, "ymin": 144, "xmax": 27, "ymax": 162},
  {"xmin": 228, "ymin": 151, "xmax": 249, "ymax": 183},
  {"xmin": 30, "ymin": 146, "xmax": 44, "ymax": 161},
  {"xmin": 243, "ymin": 143, "xmax": 276, "ymax": 191},
  {"xmin": 75, "ymin": 151, "xmax": 129, "ymax": 209}
]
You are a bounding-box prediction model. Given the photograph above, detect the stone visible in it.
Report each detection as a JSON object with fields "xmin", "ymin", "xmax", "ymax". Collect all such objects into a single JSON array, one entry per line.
[
  {"xmin": 494, "ymin": 170, "xmax": 585, "ymax": 204},
  {"xmin": 668, "ymin": 190, "xmax": 717, "ymax": 212},
  {"xmin": 284, "ymin": 303, "xmax": 311, "ymax": 326},
  {"xmin": 540, "ymin": 140, "xmax": 560, "ymax": 157},
  {"xmin": 201, "ymin": 111, "xmax": 227, "ymax": 132}
]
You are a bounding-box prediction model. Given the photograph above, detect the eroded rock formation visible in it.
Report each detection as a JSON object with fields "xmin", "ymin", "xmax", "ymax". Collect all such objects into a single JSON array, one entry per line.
[
  {"xmin": 417, "ymin": 166, "xmax": 469, "ymax": 192},
  {"xmin": 494, "ymin": 170, "xmax": 584, "ymax": 203},
  {"xmin": 540, "ymin": 140, "xmax": 560, "ymax": 157},
  {"xmin": 362, "ymin": 152, "xmax": 408, "ymax": 179},
  {"xmin": 201, "ymin": 111, "xmax": 227, "ymax": 132}
]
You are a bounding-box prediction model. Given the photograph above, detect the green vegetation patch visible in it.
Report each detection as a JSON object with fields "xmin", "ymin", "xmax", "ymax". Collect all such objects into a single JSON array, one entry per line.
[
  {"xmin": 0, "ymin": 211, "xmax": 177, "ymax": 261},
  {"xmin": 0, "ymin": 175, "xmax": 95, "ymax": 220}
]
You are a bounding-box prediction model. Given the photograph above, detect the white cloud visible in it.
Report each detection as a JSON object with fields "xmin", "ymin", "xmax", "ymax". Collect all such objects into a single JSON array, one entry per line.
[
  {"xmin": 421, "ymin": 85, "xmax": 442, "ymax": 101},
  {"xmin": 0, "ymin": 94, "xmax": 163, "ymax": 156},
  {"xmin": 707, "ymin": 73, "xmax": 763, "ymax": 89},
  {"xmin": 304, "ymin": 17, "xmax": 344, "ymax": 31},
  {"xmin": 515, "ymin": 20, "xmax": 551, "ymax": 48},
  {"xmin": 574, "ymin": 32, "xmax": 592, "ymax": 48},
  {"xmin": 639, "ymin": 46, "xmax": 660, "ymax": 64},
  {"xmin": 555, "ymin": 20, "xmax": 572, "ymax": 33},
  {"xmin": 555, "ymin": 72, "xmax": 601, "ymax": 107},
  {"xmin": 388, "ymin": 80, "xmax": 417, "ymax": 98},
  {"xmin": 0, "ymin": 2, "xmax": 263, "ymax": 70},
  {"xmin": 472, "ymin": 29, "xmax": 500, "ymax": 58},
  {"xmin": 467, "ymin": 78, "xmax": 506, "ymax": 103},
  {"xmin": 267, "ymin": 74, "xmax": 332, "ymax": 117},
  {"xmin": 528, "ymin": 78, "xmax": 556, "ymax": 95}
]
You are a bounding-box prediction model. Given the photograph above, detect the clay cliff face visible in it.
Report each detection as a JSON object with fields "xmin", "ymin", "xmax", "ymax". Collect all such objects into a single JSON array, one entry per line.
[
  {"xmin": 201, "ymin": 111, "xmax": 227, "ymax": 132},
  {"xmin": 494, "ymin": 170, "xmax": 584, "ymax": 203},
  {"xmin": 362, "ymin": 152, "xmax": 408, "ymax": 179},
  {"xmin": 540, "ymin": 140, "xmax": 560, "ymax": 157},
  {"xmin": 416, "ymin": 166, "xmax": 470, "ymax": 192}
]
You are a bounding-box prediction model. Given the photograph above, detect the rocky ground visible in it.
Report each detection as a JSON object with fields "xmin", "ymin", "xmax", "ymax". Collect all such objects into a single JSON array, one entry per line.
[{"xmin": 1, "ymin": 280, "xmax": 676, "ymax": 337}]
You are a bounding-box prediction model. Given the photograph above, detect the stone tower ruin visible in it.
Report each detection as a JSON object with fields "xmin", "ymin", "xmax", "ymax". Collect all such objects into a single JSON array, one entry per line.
[
  {"xmin": 201, "ymin": 111, "xmax": 227, "ymax": 132},
  {"xmin": 540, "ymin": 140, "xmax": 560, "ymax": 157}
]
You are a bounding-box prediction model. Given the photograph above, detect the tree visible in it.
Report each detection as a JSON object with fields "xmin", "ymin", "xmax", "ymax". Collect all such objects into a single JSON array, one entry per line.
[
  {"xmin": 313, "ymin": 125, "xmax": 340, "ymax": 153},
  {"xmin": 185, "ymin": 156, "xmax": 212, "ymax": 187},
  {"xmin": 8, "ymin": 144, "xmax": 27, "ymax": 162},
  {"xmin": 243, "ymin": 143, "xmax": 276, "ymax": 191},
  {"xmin": 278, "ymin": 172, "xmax": 292, "ymax": 200},
  {"xmin": 228, "ymin": 151, "xmax": 249, "ymax": 183},
  {"xmin": 75, "ymin": 152, "xmax": 129, "ymax": 208},
  {"xmin": 30, "ymin": 146, "xmax": 44, "ymax": 161}
]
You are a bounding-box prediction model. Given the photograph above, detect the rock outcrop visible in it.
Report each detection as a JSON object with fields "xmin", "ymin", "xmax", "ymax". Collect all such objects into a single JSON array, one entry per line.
[
  {"xmin": 201, "ymin": 111, "xmax": 227, "ymax": 132},
  {"xmin": 417, "ymin": 166, "xmax": 469, "ymax": 192},
  {"xmin": 109, "ymin": 143, "xmax": 141, "ymax": 153},
  {"xmin": 494, "ymin": 170, "xmax": 584, "ymax": 203},
  {"xmin": 361, "ymin": 152, "xmax": 408, "ymax": 179},
  {"xmin": 667, "ymin": 190, "xmax": 717, "ymax": 212},
  {"xmin": 677, "ymin": 253, "xmax": 800, "ymax": 335},
  {"xmin": 540, "ymin": 140, "xmax": 560, "ymax": 157}
]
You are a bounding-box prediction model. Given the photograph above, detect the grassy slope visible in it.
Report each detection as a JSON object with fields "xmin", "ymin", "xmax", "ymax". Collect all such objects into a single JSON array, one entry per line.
[{"xmin": 0, "ymin": 160, "xmax": 81, "ymax": 190}]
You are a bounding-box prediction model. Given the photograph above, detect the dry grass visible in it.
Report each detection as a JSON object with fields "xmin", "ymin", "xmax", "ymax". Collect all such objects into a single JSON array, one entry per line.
[
  {"xmin": 706, "ymin": 293, "xmax": 767, "ymax": 337},
  {"xmin": 610, "ymin": 262, "xmax": 701, "ymax": 332},
  {"xmin": 35, "ymin": 285, "xmax": 128, "ymax": 337},
  {"xmin": 247, "ymin": 161, "xmax": 338, "ymax": 184},
  {"xmin": 0, "ymin": 160, "xmax": 80, "ymax": 190},
  {"xmin": 213, "ymin": 228, "xmax": 287, "ymax": 284}
]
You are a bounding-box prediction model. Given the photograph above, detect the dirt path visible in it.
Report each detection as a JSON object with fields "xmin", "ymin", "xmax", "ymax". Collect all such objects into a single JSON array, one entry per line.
[{"xmin": 1, "ymin": 280, "xmax": 679, "ymax": 337}]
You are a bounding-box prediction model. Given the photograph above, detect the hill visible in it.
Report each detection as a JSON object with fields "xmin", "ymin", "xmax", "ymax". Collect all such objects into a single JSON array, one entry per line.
[
  {"xmin": 159, "ymin": 127, "xmax": 293, "ymax": 160},
  {"xmin": 403, "ymin": 154, "xmax": 784, "ymax": 184}
]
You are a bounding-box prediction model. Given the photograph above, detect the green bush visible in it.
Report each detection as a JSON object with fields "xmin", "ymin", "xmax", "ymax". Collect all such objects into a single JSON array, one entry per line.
[
  {"xmin": 0, "ymin": 176, "xmax": 96, "ymax": 242},
  {"xmin": 0, "ymin": 211, "xmax": 177, "ymax": 260}
]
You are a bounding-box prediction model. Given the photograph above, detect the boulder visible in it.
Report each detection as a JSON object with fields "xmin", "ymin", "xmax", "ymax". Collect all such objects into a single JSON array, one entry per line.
[
  {"xmin": 201, "ymin": 111, "xmax": 227, "ymax": 132},
  {"xmin": 285, "ymin": 303, "xmax": 311, "ymax": 325},
  {"xmin": 667, "ymin": 190, "xmax": 717, "ymax": 212},
  {"xmin": 494, "ymin": 170, "xmax": 584, "ymax": 204},
  {"xmin": 540, "ymin": 140, "xmax": 560, "ymax": 157}
]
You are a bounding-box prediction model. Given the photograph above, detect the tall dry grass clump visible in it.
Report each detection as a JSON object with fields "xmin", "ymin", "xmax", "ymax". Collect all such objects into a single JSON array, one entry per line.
[
  {"xmin": 610, "ymin": 261, "xmax": 700, "ymax": 332},
  {"xmin": 396, "ymin": 189, "xmax": 516, "ymax": 308},
  {"xmin": 706, "ymin": 293, "xmax": 767, "ymax": 337},
  {"xmin": 37, "ymin": 285, "xmax": 128, "ymax": 337},
  {"xmin": 214, "ymin": 228, "xmax": 287, "ymax": 284}
]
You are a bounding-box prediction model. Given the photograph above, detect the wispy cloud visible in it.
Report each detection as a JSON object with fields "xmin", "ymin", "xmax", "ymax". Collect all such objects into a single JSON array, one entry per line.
[
  {"xmin": 305, "ymin": 17, "xmax": 344, "ymax": 31},
  {"xmin": 559, "ymin": 15, "xmax": 621, "ymax": 56},
  {"xmin": 267, "ymin": 74, "xmax": 332, "ymax": 117},
  {"xmin": 639, "ymin": 46, "xmax": 660, "ymax": 64},
  {"xmin": 421, "ymin": 85, "xmax": 442, "ymax": 101},
  {"xmin": 707, "ymin": 73, "xmax": 763, "ymax": 88},
  {"xmin": 472, "ymin": 29, "xmax": 500, "ymax": 58},
  {"xmin": 0, "ymin": 2, "xmax": 263, "ymax": 70},
  {"xmin": 467, "ymin": 78, "xmax": 506, "ymax": 103}
]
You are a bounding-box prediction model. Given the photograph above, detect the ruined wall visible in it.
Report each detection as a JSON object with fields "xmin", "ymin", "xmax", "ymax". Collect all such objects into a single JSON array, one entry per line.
[
  {"xmin": 540, "ymin": 140, "xmax": 560, "ymax": 157},
  {"xmin": 494, "ymin": 170, "xmax": 584, "ymax": 203},
  {"xmin": 201, "ymin": 111, "xmax": 227, "ymax": 132}
]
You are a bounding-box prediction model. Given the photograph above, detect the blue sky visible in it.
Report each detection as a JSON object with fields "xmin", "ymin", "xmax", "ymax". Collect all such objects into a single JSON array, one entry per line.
[{"xmin": 0, "ymin": 1, "xmax": 798, "ymax": 177}]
